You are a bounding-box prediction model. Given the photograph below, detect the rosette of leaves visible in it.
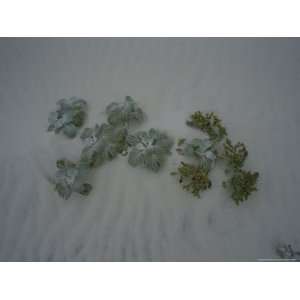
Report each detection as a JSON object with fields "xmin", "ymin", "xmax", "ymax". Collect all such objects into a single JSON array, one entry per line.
[
  {"xmin": 53, "ymin": 159, "xmax": 92, "ymax": 200},
  {"xmin": 176, "ymin": 138, "xmax": 217, "ymax": 171},
  {"xmin": 171, "ymin": 162, "xmax": 212, "ymax": 197},
  {"xmin": 105, "ymin": 96, "xmax": 144, "ymax": 127},
  {"xmin": 186, "ymin": 111, "xmax": 227, "ymax": 142},
  {"xmin": 80, "ymin": 123, "xmax": 128, "ymax": 168},
  {"xmin": 222, "ymin": 169, "xmax": 259, "ymax": 205},
  {"xmin": 47, "ymin": 97, "xmax": 87, "ymax": 138},
  {"xmin": 222, "ymin": 138, "xmax": 248, "ymax": 170},
  {"xmin": 127, "ymin": 128, "xmax": 173, "ymax": 172}
]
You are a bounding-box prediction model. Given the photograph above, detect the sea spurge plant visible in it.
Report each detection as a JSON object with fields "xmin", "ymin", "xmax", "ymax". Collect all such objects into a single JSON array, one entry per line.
[
  {"xmin": 48, "ymin": 97, "xmax": 87, "ymax": 138},
  {"xmin": 222, "ymin": 169, "xmax": 259, "ymax": 205},
  {"xmin": 174, "ymin": 110, "xmax": 259, "ymax": 205},
  {"xmin": 80, "ymin": 123, "xmax": 128, "ymax": 168},
  {"xmin": 127, "ymin": 128, "xmax": 173, "ymax": 172},
  {"xmin": 221, "ymin": 139, "xmax": 259, "ymax": 205},
  {"xmin": 222, "ymin": 138, "xmax": 248, "ymax": 171},
  {"xmin": 106, "ymin": 96, "xmax": 144, "ymax": 127},
  {"xmin": 171, "ymin": 162, "xmax": 212, "ymax": 197},
  {"xmin": 186, "ymin": 111, "xmax": 227, "ymax": 142},
  {"xmin": 53, "ymin": 159, "xmax": 92, "ymax": 200}
]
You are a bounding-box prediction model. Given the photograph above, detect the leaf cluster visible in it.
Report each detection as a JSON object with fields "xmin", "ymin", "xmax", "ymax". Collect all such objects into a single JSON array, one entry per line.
[
  {"xmin": 172, "ymin": 112, "xmax": 223, "ymax": 198},
  {"xmin": 106, "ymin": 96, "xmax": 144, "ymax": 126},
  {"xmin": 222, "ymin": 138, "xmax": 248, "ymax": 170},
  {"xmin": 176, "ymin": 138, "xmax": 217, "ymax": 171},
  {"xmin": 127, "ymin": 128, "xmax": 173, "ymax": 172},
  {"xmin": 186, "ymin": 111, "xmax": 227, "ymax": 142},
  {"xmin": 221, "ymin": 139, "xmax": 259, "ymax": 205},
  {"xmin": 51, "ymin": 96, "xmax": 173, "ymax": 199},
  {"xmin": 54, "ymin": 159, "xmax": 92, "ymax": 200},
  {"xmin": 173, "ymin": 111, "xmax": 259, "ymax": 205},
  {"xmin": 51, "ymin": 97, "xmax": 145, "ymax": 199},
  {"xmin": 171, "ymin": 162, "xmax": 212, "ymax": 197},
  {"xmin": 80, "ymin": 123, "xmax": 128, "ymax": 168},
  {"xmin": 51, "ymin": 96, "xmax": 144, "ymax": 199},
  {"xmin": 47, "ymin": 97, "xmax": 87, "ymax": 138},
  {"xmin": 222, "ymin": 169, "xmax": 259, "ymax": 205}
]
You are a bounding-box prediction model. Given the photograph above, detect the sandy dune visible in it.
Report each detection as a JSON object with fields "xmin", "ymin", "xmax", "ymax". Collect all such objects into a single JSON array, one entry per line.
[{"xmin": 0, "ymin": 38, "xmax": 299, "ymax": 261}]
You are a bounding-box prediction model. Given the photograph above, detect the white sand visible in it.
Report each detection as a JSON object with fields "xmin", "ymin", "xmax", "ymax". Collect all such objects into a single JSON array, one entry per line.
[{"xmin": 0, "ymin": 38, "xmax": 299, "ymax": 261}]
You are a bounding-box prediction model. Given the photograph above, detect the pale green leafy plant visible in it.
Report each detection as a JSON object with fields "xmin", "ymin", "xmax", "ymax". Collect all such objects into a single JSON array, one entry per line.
[
  {"xmin": 51, "ymin": 96, "xmax": 148, "ymax": 200},
  {"xmin": 80, "ymin": 123, "xmax": 128, "ymax": 168},
  {"xmin": 127, "ymin": 128, "xmax": 173, "ymax": 172},
  {"xmin": 48, "ymin": 97, "xmax": 87, "ymax": 138},
  {"xmin": 54, "ymin": 159, "xmax": 92, "ymax": 200},
  {"xmin": 106, "ymin": 96, "xmax": 144, "ymax": 127},
  {"xmin": 176, "ymin": 138, "xmax": 217, "ymax": 171}
]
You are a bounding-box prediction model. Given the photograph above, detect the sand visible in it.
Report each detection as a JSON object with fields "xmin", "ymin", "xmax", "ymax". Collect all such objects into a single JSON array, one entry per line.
[{"xmin": 0, "ymin": 38, "xmax": 299, "ymax": 261}]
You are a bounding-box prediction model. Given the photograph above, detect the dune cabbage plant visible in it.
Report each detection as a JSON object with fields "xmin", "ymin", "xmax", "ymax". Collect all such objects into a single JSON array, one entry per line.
[
  {"xmin": 80, "ymin": 123, "xmax": 129, "ymax": 168},
  {"xmin": 49, "ymin": 96, "xmax": 175, "ymax": 199},
  {"xmin": 47, "ymin": 97, "xmax": 87, "ymax": 138},
  {"xmin": 176, "ymin": 138, "xmax": 217, "ymax": 171},
  {"xmin": 53, "ymin": 159, "xmax": 92, "ymax": 200},
  {"xmin": 127, "ymin": 128, "xmax": 173, "ymax": 172},
  {"xmin": 106, "ymin": 96, "xmax": 145, "ymax": 127},
  {"xmin": 49, "ymin": 96, "xmax": 144, "ymax": 199}
]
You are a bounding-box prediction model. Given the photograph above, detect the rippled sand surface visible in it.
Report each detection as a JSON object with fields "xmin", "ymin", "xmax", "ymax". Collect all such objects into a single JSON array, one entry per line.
[{"xmin": 0, "ymin": 38, "xmax": 299, "ymax": 261}]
